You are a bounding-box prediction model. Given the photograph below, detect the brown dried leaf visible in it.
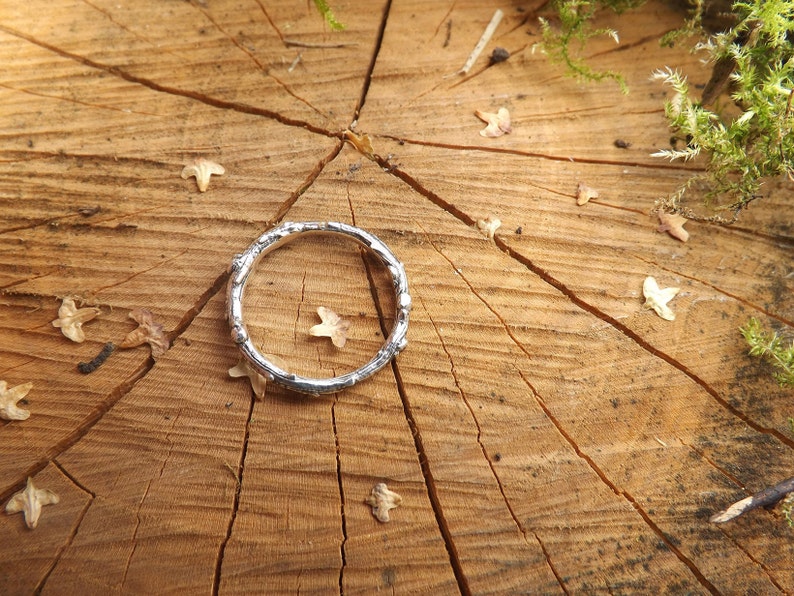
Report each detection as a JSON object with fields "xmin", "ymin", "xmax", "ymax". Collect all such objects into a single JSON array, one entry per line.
[{"xmin": 119, "ymin": 308, "xmax": 170, "ymax": 358}]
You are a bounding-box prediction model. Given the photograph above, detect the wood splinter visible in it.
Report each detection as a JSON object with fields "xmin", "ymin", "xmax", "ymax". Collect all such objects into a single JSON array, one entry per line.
[
  {"xmin": 454, "ymin": 9, "xmax": 503, "ymax": 76},
  {"xmin": 710, "ymin": 475, "xmax": 794, "ymax": 523}
]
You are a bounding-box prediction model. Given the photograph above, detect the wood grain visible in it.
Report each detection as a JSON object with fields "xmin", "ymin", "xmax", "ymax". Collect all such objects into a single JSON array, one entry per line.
[{"xmin": 1, "ymin": 0, "xmax": 792, "ymax": 594}]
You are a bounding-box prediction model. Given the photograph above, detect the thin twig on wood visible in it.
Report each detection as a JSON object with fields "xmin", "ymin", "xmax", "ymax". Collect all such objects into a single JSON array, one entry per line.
[
  {"xmin": 455, "ymin": 9, "xmax": 503, "ymax": 75},
  {"xmin": 288, "ymin": 52, "xmax": 303, "ymax": 72},
  {"xmin": 710, "ymin": 475, "xmax": 794, "ymax": 523}
]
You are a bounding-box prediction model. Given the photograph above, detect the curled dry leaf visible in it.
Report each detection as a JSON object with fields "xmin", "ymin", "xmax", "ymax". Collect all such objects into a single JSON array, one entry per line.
[
  {"xmin": 642, "ymin": 276, "xmax": 680, "ymax": 321},
  {"xmin": 51, "ymin": 297, "xmax": 101, "ymax": 343},
  {"xmin": 657, "ymin": 211, "xmax": 690, "ymax": 242},
  {"xmin": 477, "ymin": 216, "xmax": 501, "ymax": 239},
  {"xmin": 0, "ymin": 380, "xmax": 33, "ymax": 421},
  {"xmin": 365, "ymin": 482, "xmax": 402, "ymax": 523},
  {"xmin": 228, "ymin": 353, "xmax": 288, "ymax": 400},
  {"xmin": 309, "ymin": 307, "xmax": 351, "ymax": 348},
  {"xmin": 5, "ymin": 477, "xmax": 60, "ymax": 529},
  {"xmin": 576, "ymin": 182, "xmax": 599, "ymax": 206},
  {"xmin": 181, "ymin": 157, "xmax": 225, "ymax": 192},
  {"xmin": 475, "ymin": 107, "xmax": 511, "ymax": 137},
  {"xmin": 119, "ymin": 308, "xmax": 170, "ymax": 358}
]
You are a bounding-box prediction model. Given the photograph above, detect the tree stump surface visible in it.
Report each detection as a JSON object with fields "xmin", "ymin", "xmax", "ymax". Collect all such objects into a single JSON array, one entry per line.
[{"xmin": 1, "ymin": 1, "xmax": 793, "ymax": 594}]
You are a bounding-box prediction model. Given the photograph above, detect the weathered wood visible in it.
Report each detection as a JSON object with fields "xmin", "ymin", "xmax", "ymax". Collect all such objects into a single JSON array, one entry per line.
[{"xmin": 1, "ymin": 0, "xmax": 793, "ymax": 594}]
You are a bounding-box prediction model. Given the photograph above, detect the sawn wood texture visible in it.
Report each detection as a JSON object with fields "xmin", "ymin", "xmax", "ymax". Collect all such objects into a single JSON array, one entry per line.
[{"xmin": 1, "ymin": 0, "xmax": 792, "ymax": 594}]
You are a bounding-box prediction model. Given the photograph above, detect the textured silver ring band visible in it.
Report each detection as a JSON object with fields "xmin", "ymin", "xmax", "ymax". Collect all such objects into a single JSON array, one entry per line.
[{"xmin": 227, "ymin": 221, "xmax": 411, "ymax": 395}]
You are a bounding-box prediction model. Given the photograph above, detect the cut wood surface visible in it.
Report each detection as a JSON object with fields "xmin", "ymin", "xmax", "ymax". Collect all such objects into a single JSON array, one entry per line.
[{"xmin": 1, "ymin": 0, "xmax": 793, "ymax": 594}]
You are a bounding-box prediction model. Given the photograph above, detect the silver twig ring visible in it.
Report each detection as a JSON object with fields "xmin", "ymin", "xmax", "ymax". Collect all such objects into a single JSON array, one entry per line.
[{"xmin": 226, "ymin": 222, "xmax": 411, "ymax": 395}]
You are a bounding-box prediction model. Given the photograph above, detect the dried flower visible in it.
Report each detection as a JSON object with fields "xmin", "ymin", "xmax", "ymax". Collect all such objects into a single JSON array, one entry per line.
[
  {"xmin": 228, "ymin": 353, "xmax": 287, "ymax": 400},
  {"xmin": 576, "ymin": 182, "xmax": 599, "ymax": 206},
  {"xmin": 51, "ymin": 297, "xmax": 100, "ymax": 343},
  {"xmin": 342, "ymin": 130, "xmax": 376, "ymax": 160},
  {"xmin": 309, "ymin": 307, "xmax": 351, "ymax": 348},
  {"xmin": 119, "ymin": 308, "xmax": 169, "ymax": 358},
  {"xmin": 5, "ymin": 477, "xmax": 59, "ymax": 529},
  {"xmin": 0, "ymin": 380, "xmax": 33, "ymax": 421},
  {"xmin": 477, "ymin": 216, "xmax": 501, "ymax": 239},
  {"xmin": 181, "ymin": 157, "xmax": 225, "ymax": 192},
  {"xmin": 475, "ymin": 107, "xmax": 512, "ymax": 137},
  {"xmin": 657, "ymin": 211, "xmax": 690, "ymax": 242},
  {"xmin": 365, "ymin": 482, "xmax": 402, "ymax": 523},
  {"xmin": 642, "ymin": 276, "xmax": 680, "ymax": 321}
]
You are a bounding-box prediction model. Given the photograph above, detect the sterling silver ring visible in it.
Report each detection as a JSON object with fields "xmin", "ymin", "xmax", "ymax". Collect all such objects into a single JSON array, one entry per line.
[{"xmin": 226, "ymin": 221, "xmax": 411, "ymax": 395}]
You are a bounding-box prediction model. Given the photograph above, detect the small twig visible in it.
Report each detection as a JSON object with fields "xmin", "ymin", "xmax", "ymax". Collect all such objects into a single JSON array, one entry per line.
[
  {"xmin": 288, "ymin": 52, "xmax": 303, "ymax": 72},
  {"xmin": 710, "ymin": 475, "xmax": 794, "ymax": 523},
  {"xmin": 77, "ymin": 342, "xmax": 116, "ymax": 374},
  {"xmin": 283, "ymin": 39, "xmax": 358, "ymax": 48},
  {"xmin": 455, "ymin": 9, "xmax": 503, "ymax": 75},
  {"xmin": 779, "ymin": 88, "xmax": 793, "ymax": 163}
]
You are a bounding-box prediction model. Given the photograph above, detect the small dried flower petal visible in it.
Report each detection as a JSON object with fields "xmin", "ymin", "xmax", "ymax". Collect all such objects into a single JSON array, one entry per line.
[
  {"xmin": 365, "ymin": 482, "xmax": 402, "ymax": 523},
  {"xmin": 343, "ymin": 130, "xmax": 376, "ymax": 160},
  {"xmin": 51, "ymin": 297, "xmax": 100, "ymax": 343},
  {"xmin": 657, "ymin": 211, "xmax": 690, "ymax": 242},
  {"xmin": 576, "ymin": 182, "xmax": 599, "ymax": 206},
  {"xmin": 229, "ymin": 353, "xmax": 287, "ymax": 400},
  {"xmin": 181, "ymin": 157, "xmax": 225, "ymax": 192},
  {"xmin": 475, "ymin": 107, "xmax": 512, "ymax": 137},
  {"xmin": 0, "ymin": 380, "xmax": 33, "ymax": 421},
  {"xmin": 642, "ymin": 276, "xmax": 680, "ymax": 321},
  {"xmin": 5, "ymin": 477, "xmax": 59, "ymax": 529},
  {"xmin": 309, "ymin": 307, "xmax": 351, "ymax": 348},
  {"xmin": 119, "ymin": 308, "xmax": 170, "ymax": 358},
  {"xmin": 477, "ymin": 216, "xmax": 501, "ymax": 239}
]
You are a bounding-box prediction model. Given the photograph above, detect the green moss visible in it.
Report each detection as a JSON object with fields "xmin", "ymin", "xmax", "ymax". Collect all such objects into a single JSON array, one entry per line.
[
  {"xmin": 540, "ymin": 0, "xmax": 794, "ymax": 220},
  {"xmin": 740, "ymin": 317, "xmax": 794, "ymax": 388},
  {"xmin": 312, "ymin": 0, "xmax": 345, "ymax": 31},
  {"xmin": 538, "ymin": 0, "xmax": 646, "ymax": 93}
]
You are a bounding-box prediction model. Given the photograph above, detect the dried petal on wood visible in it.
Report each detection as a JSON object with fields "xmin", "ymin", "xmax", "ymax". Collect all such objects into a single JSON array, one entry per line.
[
  {"xmin": 642, "ymin": 276, "xmax": 680, "ymax": 321},
  {"xmin": 5, "ymin": 477, "xmax": 60, "ymax": 529},
  {"xmin": 475, "ymin": 107, "xmax": 512, "ymax": 137},
  {"xmin": 119, "ymin": 308, "xmax": 170, "ymax": 358},
  {"xmin": 477, "ymin": 216, "xmax": 501, "ymax": 239},
  {"xmin": 365, "ymin": 482, "xmax": 402, "ymax": 523},
  {"xmin": 657, "ymin": 211, "xmax": 690, "ymax": 242},
  {"xmin": 228, "ymin": 353, "xmax": 288, "ymax": 400},
  {"xmin": 181, "ymin": 157, "xmax": 225, "ymax": 192},
  {"xmin": 51, "ymin": 297, "xmax": 101, "ymax": 343},
  {"xmin": 576, "ymin": 182, "xmax": 599, "ymax": 206},
  {"xmin": 0, "ymin": 380, "xmax": 33, "ymax": 421},
  {"xmin": 342, "ymin": 130, "xmax": 376, "ymax": 160},
  {"xmin": 309, "ymin": 306, "xmax": 351, "ymax": 348}
]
